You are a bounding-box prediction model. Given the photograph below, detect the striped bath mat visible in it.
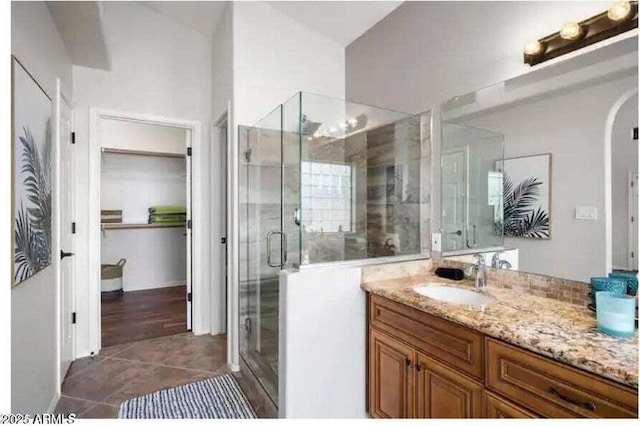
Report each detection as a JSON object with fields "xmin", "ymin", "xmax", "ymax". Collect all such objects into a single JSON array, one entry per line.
[{"xmin": 118, "ymin": 374, "xmax": 257, "ymax": 419}]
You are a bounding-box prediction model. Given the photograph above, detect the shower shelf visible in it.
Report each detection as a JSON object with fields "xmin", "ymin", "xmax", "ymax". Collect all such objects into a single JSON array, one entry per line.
[{"xmin": 101, "ymin": 222, "xmax": 185, "ymax": 230}]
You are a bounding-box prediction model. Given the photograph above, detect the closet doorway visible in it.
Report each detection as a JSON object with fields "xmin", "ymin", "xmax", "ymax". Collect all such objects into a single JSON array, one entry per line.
[{"xmin": 88, "ymin": 109, "xmax": 202, "ymax": 352}]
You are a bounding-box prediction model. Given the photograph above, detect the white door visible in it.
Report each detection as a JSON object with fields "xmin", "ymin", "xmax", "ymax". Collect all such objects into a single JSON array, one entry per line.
[
  {"xmin": 186, "ymin": 130, "xmax": 192, "ymax": 330},
  {"xmin": 442, "ymin": 149, "xmax": 467, "ymax": 251},
  {"xmin": 57, "ymin": 81, "xmax": 74, "ymax": 382},
  {"xmin": 631, "ymin": 173, "xmax": 638, "ymax": 270}
]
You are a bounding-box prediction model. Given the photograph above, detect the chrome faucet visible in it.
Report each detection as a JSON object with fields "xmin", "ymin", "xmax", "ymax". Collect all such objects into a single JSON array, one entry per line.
[
  {"xmin": 465, "ymin": 254, "xmax": 487, "ymax": 292},
  {"xmin": 491, "ymin": 252, "xmax": 512, "ymax": 270}
]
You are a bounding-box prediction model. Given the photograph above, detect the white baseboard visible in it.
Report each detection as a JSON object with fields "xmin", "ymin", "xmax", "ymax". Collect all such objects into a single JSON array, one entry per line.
[
  {"xmin": 123, "ymin": 280, "xmax": 186, "ymax": 292},
  {"xmin": 612, "ymin": 265, "xmax": 633, "ymax": 272},
  {"xmin": 228, "ymin": 362, "xmax": 240, "ymax": 372},
  {"xmin": 46, "ymin": 390, "xmax": 61, "ymax": 413}
]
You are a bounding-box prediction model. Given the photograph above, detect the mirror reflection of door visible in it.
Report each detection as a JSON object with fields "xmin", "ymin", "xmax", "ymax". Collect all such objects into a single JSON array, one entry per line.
[
  {"xmin": 630, "ymin": 172, "xmax": 638, "ymax": 271},
  {"xmin": 442, "ymin": 149, "xmax": 467, "ymax": 251},
  {"xmin": 611, "ymin": 94, "xmax": 638, "ymax": 273}
]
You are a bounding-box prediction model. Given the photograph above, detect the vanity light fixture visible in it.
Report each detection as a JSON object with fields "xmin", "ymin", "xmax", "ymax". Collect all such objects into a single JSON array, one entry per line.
[
  {"xmin": 559, "ymin": 21, "xmax": 584, "ymax": 40},
  {"xmin": 523, "ymin": 39, "xmax": 545, "ymax": 56},
  {"xmin": 524, "ymin": 1, "xmax": 638, "ymax": 66},
  {"xmin": 608, "ymin": 1, "xmax": 633, "ymax": 21}
]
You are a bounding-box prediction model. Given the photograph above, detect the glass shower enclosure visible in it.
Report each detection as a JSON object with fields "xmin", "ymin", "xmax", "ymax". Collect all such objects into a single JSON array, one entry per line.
[{"xmin": 239, "ymin": 92, "xmax": 431, "ymax": 406}]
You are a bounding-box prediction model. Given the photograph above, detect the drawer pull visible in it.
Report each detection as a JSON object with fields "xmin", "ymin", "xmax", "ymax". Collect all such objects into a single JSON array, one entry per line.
[
  {"xmin": 548, "ymin": 387, "xmax": 596, "ymax": 412},
  {"xmin": 405, "ymin": 358, "xmax": 411, "ymax": 367}
]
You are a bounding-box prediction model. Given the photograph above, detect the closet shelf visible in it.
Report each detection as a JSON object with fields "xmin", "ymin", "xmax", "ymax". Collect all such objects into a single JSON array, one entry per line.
[
  {"xmin": 101, "ymin": 222, "xmax": 186, "ymax": 230},
  {"xmin": 101, "ymin": 147, "xmax": 185, "ymax": 159}
]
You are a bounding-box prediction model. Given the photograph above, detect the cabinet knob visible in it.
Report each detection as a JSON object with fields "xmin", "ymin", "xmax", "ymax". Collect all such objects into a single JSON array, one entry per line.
[
  {"xmin": 415, "ymin": 364, "xmax": 422, "ymax": 372},
  {"xmin": 405, "ymin": 358, "xmax": 411, "ymax": 367}
]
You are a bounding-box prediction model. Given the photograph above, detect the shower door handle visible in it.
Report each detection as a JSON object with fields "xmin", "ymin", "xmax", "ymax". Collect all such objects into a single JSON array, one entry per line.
[{"xmin": 266, "ymin": 230, "xmax": 288, "ymax": 268}]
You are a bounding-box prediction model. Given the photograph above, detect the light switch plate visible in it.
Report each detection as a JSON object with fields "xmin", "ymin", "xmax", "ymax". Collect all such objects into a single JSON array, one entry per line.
[
  {"xmin": 432, "ymin": 232, "xmax": 442, "ymax": 252},
  {"xmin": 575, "ymin": 206, "xmax": 598, "ymax": 220}
]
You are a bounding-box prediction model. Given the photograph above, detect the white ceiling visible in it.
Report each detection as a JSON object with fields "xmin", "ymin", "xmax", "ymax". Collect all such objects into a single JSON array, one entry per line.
[
  {"xmin": 268, "ymin": 1, "xmax": 403, "ymax": 46},
  {"xmin": 138, "ymin": 1, "xmax": 228, "ymax": 38},
  {"xmin": 138, "ymin": 1, "xmax": 402, "ymax": 46}
]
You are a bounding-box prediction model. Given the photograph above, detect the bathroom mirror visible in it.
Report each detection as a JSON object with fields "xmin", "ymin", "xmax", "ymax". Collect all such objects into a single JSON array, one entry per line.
[{"xmin": 440, "ymin": 35, "xmax": 638, "ymax": 283}]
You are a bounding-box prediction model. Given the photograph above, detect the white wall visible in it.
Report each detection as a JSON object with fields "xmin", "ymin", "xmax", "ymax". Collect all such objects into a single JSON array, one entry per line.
[
  {"xmin": 72, "ymin": 1, "xmax": 212, "ymax": 356},
  {"xmin": 99, "ymin": 118, "xmax": 187, "ymax": 155},
  {"xmin": 346, "ymin": 1, "xmax": 612, "ymax": 113},
  {"xmin": 11, "ymin": 1, "xmax": 72, "ymax": 414},
  {"xmin": 611, "ymin": 94, "xmax": 639, "ymax": 269},
  {"xmin": 211, "ymin": 3, "xmax": 233, "ymax": 120},
  {"xmin": 462, "ymin": 75, "xmax": 637, "ymax": 282},
  {"xmin": 101, "ymin": 151, "xmax": 187, "ymax": 292},
  {"xmin": 101, "ymin": 228, "xmax": 187, "ymax": 292},
  {"xmin": 232, "ymin": 1, "xmax": 346, "ymax": 127},
  {"xmin": 279, "ymin": 267, "xmax": 366, "ymax": 418}
]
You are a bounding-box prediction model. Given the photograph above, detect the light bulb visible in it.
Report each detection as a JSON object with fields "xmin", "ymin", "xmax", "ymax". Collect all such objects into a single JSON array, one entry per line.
[
  {"xmin": 608, "ymin": 1, "xmax": 632, "ymax": 21},
  {"xmin": 339, "ymin": 122, "xmax": 348, "ymax": 130},
  {"xmin": 560, "ymin": 21, "xmax": 583, "ymax": 40},
  {"xmin": 329, "ymin": 126, "xmax": 338, "ymax": 134},
  {"xmin": 523, "ymin": 40, "xmax": 544, "ymax": 56},
  {"xmin": 348, "ymin": 118, "xmax": 358, "ymax": 127}
]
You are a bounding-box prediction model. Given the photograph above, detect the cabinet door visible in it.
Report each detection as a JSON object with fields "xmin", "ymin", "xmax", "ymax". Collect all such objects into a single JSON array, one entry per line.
[
  {"xmin": 415, "ymin": 352, "xmax": 483, "ymax": 418},
  {"xmin": 369, "ymin": 328, "xmax": 414, "ymax": 418},
  {"xmin": 484, "ymin": 391, "xmax": 538, "ymax": 418}
]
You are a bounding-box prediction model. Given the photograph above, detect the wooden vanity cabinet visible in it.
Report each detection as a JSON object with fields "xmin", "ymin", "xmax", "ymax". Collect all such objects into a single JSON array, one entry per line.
[
  {"xmin": 367, "ymin": 294, "xmax": 639, "ymax": 419},
  {"xmin": 415, "ymin": 352, "xmax": 484, "ymax": 418},
  {"xmin": 486, "ymin": 337, "xmax": 638, "ymax": 418},
  {"xmin": 368, "ymin": 292, "xmax": 485, "ymax": 419},
  {"xmin": 369, "ymin": 328, "xmax": 414, "ymax": 418},
  {"xmin": 369, "ymin": 327, "xmax": 483, "ymax": 418}
]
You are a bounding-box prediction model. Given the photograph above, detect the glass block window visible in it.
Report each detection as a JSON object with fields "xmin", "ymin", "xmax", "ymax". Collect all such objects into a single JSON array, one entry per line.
[{"xmin": 301, "ymin": 161, "xmax": 353, "ymax": 233}]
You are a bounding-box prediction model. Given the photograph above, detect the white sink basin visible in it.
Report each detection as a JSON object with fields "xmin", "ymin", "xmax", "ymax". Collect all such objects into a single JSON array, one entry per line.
[{"xmin": 414, "ymin": 285, "xmax": 497, "ymax": 306}]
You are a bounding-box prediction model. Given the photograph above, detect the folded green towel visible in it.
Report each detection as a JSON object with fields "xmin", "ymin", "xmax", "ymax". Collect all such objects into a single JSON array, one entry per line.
[
  {"xmin": 148, "ymin": 215, "xmax": 187, "ymax": 224},
  {"xmin": 148, "ymin": 205, "xmax": 187, "ymax": 215}
]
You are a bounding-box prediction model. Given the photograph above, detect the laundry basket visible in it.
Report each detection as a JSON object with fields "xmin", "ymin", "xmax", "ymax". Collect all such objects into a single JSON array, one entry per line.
[{"xmin": 101, "ymin": 258, "xmax": 126, "ymax": 297}]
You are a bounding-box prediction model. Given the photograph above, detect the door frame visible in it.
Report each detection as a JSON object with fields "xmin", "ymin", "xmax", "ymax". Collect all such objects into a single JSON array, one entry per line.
[
  {"xmin": 87, "ymin": 107, "xmax": 202, "ymax": 355},
  {"xmin": 216, "ymin": 102, "xmax": 240, "ymax": 372},
  {"xmin": 211, "ymin": 105, "xmax": 230, "ymax": 338},
  {"xmin": 628, "ymin": 172, "xmax": 638, "ymax": 270}
]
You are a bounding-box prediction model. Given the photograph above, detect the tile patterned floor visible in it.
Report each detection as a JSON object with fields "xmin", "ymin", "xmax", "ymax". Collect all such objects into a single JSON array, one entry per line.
[{"xmin": 55, "ymin": 333, "xmax": 275, "ymax": 418}]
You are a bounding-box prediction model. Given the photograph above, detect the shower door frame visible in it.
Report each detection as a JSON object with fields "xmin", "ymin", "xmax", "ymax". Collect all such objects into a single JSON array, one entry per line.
[{"xmin": 239, "ymin": 114, "xmax": 286, "ymax": 406}]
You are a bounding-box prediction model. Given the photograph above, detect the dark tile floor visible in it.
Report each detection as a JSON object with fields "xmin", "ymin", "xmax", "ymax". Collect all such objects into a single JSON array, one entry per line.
[{"xmin": 55, "ymin": 333, "xmax": 275, "ymax": 418}]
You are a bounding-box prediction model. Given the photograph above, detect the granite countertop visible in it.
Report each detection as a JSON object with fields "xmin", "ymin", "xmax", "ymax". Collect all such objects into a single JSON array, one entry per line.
[{"xmin": 362, "ymin": 274, "xmax": 639, "ymax": 388}]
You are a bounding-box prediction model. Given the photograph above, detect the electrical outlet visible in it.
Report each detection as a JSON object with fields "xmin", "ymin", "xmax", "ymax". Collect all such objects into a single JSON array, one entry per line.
[{"xmin": 432, "ymin": 232, "xmax": 442, "ymax": 252}]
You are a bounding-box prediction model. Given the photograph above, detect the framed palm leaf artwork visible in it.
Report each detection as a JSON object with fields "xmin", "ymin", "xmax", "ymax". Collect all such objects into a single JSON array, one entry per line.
[
  {"xmin": 12, "ymin": 56, "xmax": 53, "ymax": 286},
  {"xmin": 495, "ymin": 154, "xmax": 551, "ymax": 239}
]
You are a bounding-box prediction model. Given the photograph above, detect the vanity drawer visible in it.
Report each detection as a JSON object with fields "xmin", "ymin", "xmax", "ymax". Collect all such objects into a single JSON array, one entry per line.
[
  {"xmin": 369, "ymin": 294, "xmax": 484, "ymax": 380},
  {"xmin": 486, "ymin": 338, "xmax": 638, "ymax": 418},
  {"xmin": 483, "ymin": 391, "xmax": 539, "ymax": 418}
]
